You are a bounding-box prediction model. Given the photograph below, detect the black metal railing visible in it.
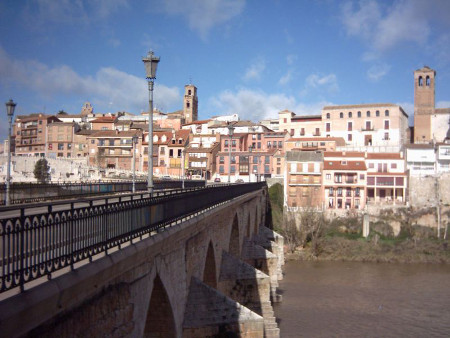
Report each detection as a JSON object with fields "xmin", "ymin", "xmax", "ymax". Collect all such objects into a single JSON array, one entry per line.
[
  {"xmin": 0, "ymin": 180, "xmax": 206, "ymax": 205},
  {"xmin": 0, "ymin": 182, "xmax": 265, "ymax": 293}
]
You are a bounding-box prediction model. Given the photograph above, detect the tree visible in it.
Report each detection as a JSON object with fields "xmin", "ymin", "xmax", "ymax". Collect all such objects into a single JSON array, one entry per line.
[{"xmin": 34, "ymin": 158, "xmax": 51, "ymax": 183}]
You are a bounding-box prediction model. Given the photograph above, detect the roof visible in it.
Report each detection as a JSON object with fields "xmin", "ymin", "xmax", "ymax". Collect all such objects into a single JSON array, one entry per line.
[
  {"xmin": 91, "ymin": 116, "xmax": 116, "ymax": 123},
  {"xmin": 75, "ymin": 129, "xmax": 96, "ymax": 136},
  {"xmin": 435, "ymin": 108, "xmax": 450, "ymax": 115},
  {"xmin": 286, "ymin": 151, "xmax": 323, "ymax": 162},
  {"xmin": 291, "ymin": 115, "xmax": 322, "ymax": 121},
  {"xmin": 323, "ymin": 103, "xmax": 398, "ymax": 110},
  {"xmin": 366, "ymin": 153, "xmax": 403, "ymax": 159},
  {"xmin": 88, "ymin": 130, "xmax": 140, "ymax": 138},
  {"xmin": 324, "ymin": 160, "xmax": 367, "ymax": 171},
  {"xmin": 324, "ymin": 151, "xmax": 365, "ymax": 158},
  {"xmin": 405, "ymin": 144, "xmax": 434, "ymax": 149},
  {"xmin": 287, "ymin": 137, "xmax": 346, "ymax": 145}
]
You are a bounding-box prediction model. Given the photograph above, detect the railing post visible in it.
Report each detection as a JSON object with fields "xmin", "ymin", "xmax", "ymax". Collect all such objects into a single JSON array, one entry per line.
[
  {"xmin": 70, "ymin": 202, "xmax": 74, "ymax": 271},
  {"xmin": 19, "ymin": 208, "xmax": 25, "ymax": 292}
]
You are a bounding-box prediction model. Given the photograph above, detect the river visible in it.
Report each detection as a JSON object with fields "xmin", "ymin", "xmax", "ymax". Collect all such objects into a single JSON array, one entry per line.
[{"xmin": 273, "ymin": 260, "xmax": 450, "ymax": 337}]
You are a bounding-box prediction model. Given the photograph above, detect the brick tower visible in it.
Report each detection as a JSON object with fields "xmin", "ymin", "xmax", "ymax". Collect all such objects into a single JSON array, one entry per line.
[
  {"xmin": 414, "ymin": 66, "xmax": 435, "ymax": 143},
  {"xmin": 183, "ymin": 84, "xmax": 198, "ymax": 124}
]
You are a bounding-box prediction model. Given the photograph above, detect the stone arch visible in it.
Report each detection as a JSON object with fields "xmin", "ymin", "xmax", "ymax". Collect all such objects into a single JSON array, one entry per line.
[
  {"xmin": 418, "ymin": 76, "xmax": 423, "ymax": 86},
  {"xmin": 144, "ymin": 275, "xmax": 176, "ymax": 337},
  {"xmin": 229, "ymin": 214, "xmax": 240, "ymax": 257},
  {"xmin": 203, "ymin": 241, "xmax": 217, "ymax": 289},
  {"xmin": 426, "ymin": 75, "xmax": 430, "ymax": 86}
]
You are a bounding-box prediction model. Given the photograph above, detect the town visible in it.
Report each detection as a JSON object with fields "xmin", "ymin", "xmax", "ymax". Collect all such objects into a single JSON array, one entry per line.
[{"xmin": 2, "ymin": 66, "xmax": 449, "ymax": 213}]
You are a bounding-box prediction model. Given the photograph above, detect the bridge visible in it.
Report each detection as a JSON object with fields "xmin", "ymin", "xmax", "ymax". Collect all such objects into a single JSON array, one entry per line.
[{"xmin": 0, "ymin": 183, "xmax": 284, "ymax": 337}]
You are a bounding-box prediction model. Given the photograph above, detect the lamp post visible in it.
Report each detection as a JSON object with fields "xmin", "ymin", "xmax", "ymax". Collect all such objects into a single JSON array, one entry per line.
[
  {"xmin": 132, "ymin": 135, "xmax": 138, "ymax": 193},
  {"xmin": 5, "ymin": 99, "xmax": 16, "ymax": 206},
  {"xmin": 142, "ymin": 51, "xmax": 160, "ymax": 195},
  {"xmin": 227, "ymin": 123, "xmax": 234, "ymax": 183},
  {"xmin": 248, "ymin": 145, "xmax": 253, "ymax": 183}
]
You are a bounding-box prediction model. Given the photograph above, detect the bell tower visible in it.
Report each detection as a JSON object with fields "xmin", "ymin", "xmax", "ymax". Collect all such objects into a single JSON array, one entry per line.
[
  {"xmin": 183, "ymin": 84, "xmax": 198, "ymax": 124},
  {"xmin": 414, "ymin": 66, "xmax": 435, "ymax": 143}
]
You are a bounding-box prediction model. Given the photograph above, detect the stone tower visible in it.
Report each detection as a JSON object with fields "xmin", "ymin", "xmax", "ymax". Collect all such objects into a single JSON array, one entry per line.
[
  {"xmin": 414, "ymin": 66, "xmax": 435, "ymax": 143},
  {"xmin": 183, "ymin": 84, "xmax": 198, "ymax": 124}
]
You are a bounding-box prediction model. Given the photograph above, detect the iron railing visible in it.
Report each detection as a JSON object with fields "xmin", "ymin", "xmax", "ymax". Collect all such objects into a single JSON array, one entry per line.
[
  {"xmin": 0, "ymin": 180, "xmax": 206, "ymax": 205},
  {"xmin": 0, "ymin": 182, "xmax": 265, "ymax": 293}
]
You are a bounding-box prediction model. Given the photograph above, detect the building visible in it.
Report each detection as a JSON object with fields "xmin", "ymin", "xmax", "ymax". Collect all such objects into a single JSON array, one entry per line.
[
  {"xmin": 322, "ymin": 103, "xmax": 409, "ymax": 151},
  {"xmin": 365, "ymin": 153, "xmax": 407, "ymax": 204},
  {"xmin": 46, "ymin": 122, "xmax": 78, "ymax": 158},
  {"xmin": 284, "ymin": 137, "xmax": 345, "ymax": 152},
  {"xmin": 183, "ymin": 84, "xmax": 198, "ymax": 124},
  {"xmin": 323, "ymin": 152, "xmax": 367, "ymax": 210},
  {"xmin": 405, "ymin": 144, "xmax": 436, "ymax": 176},
  {"xmin": 278, "ymin": 110, "xmax": 322, "ymax": 137},
  {"xmin": 284, "ymin": 151, "xmax": 323, "ymax": 210},
  {"xmin": 14, "ymin": 114, "xmax": 61, "ymax": 157}
]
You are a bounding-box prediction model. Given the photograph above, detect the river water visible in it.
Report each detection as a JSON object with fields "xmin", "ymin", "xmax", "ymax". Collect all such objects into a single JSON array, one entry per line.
[{"xmin": 273, "ymin": 261, "xmax": 450, "ymax": 337}]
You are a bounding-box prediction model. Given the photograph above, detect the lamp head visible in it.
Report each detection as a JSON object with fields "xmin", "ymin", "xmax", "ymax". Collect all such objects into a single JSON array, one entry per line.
[
  {"xmin": 142, "ymin": 51, "xmax": 160, "ymax": 80},
  {"xmin": 6, "ymin": 99, "xmax": 16, "ymax": 117}
]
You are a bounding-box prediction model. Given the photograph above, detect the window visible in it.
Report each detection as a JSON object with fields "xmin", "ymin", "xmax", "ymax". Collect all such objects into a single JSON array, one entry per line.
[
  {"xmin": 329, "ymin": 187, "xmax": 334, "ymax": 195},
  {"xmin": 300, "ymin": 128, "xmax": 305, "ymax": 136},
  {"xmin": 267, "ymin": 141, "xmax": 271, "ymax": 148},
  {"xmin": 290, "ymin": 129, "xmax": 294, "ymax": 136},
  {"xmin": 278, "ymin": 141, "xmax": 282, "ymax": 148},
  {"xmin": 385, "ymin": 110, "xmax": 389, "ymax": 116},
  {"xmin": 264, "ymin": 165, "xmax": 270, "ymax": 173},
  {"xmin": 366, "ymin": 111, "xmax": 370, "ymax": 117},
  {"xmin": 426, "ymin": 76, "xmax": 430, "ymax": 86},
  {"xmin": 326, "ymin": 174, "xmax": 331, "ymax": 180},
  {"xmin": 418, "ymin": 76, "xmax": 423, "ymax": 86},
  {"xmin": 348, "ymin": 122, "xmax": 352, "ymax": 131},
  {"xmin": 231, "ymin": 156, "xmax": 236, "ymax": 164},
  {"xmin": 365, "ymin": 121, "xmax": 371, "ymax": 130},
  {"xmin": 391, "ymin": 163, "xmax": 397, "ymax": 169},
  {"xmin": 384, "ymin": 132, "xmax": 389, "ymax": 140},
  {"xmin": 186, "ymin": 102, "xmax": 190, "ymax": 108},
  {"xmin": 283, "ymin": 118, "xmax": 287, "ymax": 123},
  {"xmin": 348, "ymin": 111, "xmax": 352, "ymax": 118},
  {"xmin": 355, "ymin": 187, "xmax": 360, "ymax": 197},
  {"xmin": 177, "ymin": 149, "xmax": 182, "ymax": 157},
  {"xmin": 335, "ymin": 174, "xmax": 342, "ymax": 183},
  {"xmin": 384, "ymin": 120, "xmax": 390, "ymax": 130},
  {"xmin": 265, "ymin": 156, "xmax": 270, "ymax": 164},
  {"xmin": 230, "ymin": 165, "xmax": 235, "ymax": 173},
  {"xmin": 253, "ymin": 156, "xmax": 259, "ymax": 164},
  {"xmin": 348, "ymin": 134, "xmax": 352, "ymax": 141},
  {"xmin": 357, "ymin": 111, "xmax": 361, "ymax": 118},
  {"xmin": 340, "ymin": 112, "xmax": 344, "ymax": 118},
  {"xmin": 315, "ymin": 128, "xmax": 320, "ymax": 136},
  {"xmin": 360, "ymin": 174, "xmax": 365, "ymax": 180},
  {"xmin": 219, "ymin": 156, "xmax": 224, "ymax": 164},
  {"xmin": 376, "ymin": 110, "xmax": 380, "ymax": 117},
  {"xmin": 224, "ymin": 140, "xmax": 229, "ymax": 147},
  {"xmin": 219, "ymin": 165, "xmax": 224, "ymax": 173},
  {"xmin": 257, "ymin": 134, "xmax": 261, "ymax": 140},
  {"xmin": 169, "ymin": 149, "xmax": 173, "ymax": 157},
  {"xmin": 369, "ymin": 163, "xmax": 374, "ymax": 168},
  {"xmin": 337, "ymin": 187, "xmax": 343, "ymax": 196},
  {"xmin": 58, "ymin": 143, "xmax": 64, "ymax": 150},
  {"xmin": 326, "ymin": 123, "xmax": 331, "ymax": 132},
  {"xmin": 232, "ymin": 140, "xmax": 236, "ymax": 147},
  {"xmin": 326, "ymin": 113, "xmax": 330, "ymax": 119}
]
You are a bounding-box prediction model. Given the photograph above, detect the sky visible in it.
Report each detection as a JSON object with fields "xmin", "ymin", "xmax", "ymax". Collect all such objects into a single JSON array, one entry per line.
[{"xmin": 1, "ymin": 0, "xmax": 450, "ymax": 141}]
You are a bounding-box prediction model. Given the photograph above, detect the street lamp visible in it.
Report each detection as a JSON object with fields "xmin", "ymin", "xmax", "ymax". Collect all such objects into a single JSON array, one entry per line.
[
  {"xmin": 132, "ymin": 135, "xmax": 138, "ymax": 193},
  {"xmin": 227, "ymin": 123, "xmax": 235, "ymax": 183},
  {"xmin": 248, "ymin": 145, "xmax": 253, "ymax": 183},
  {"xmin": 142, "ymin": 51, "xmax": 160, "ymax": 195},
  {"xmin": 5, "ymin": 99, "xmax": 16, "ymax": 206}
]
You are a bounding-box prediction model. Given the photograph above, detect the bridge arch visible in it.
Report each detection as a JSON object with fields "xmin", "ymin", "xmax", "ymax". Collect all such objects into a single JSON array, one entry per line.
[
  {"xmin": 143, "ymin": 274, "xmax": 176, "ymax": 337},
  {"xmin": 203, "ymin": 241, "xmax": 217, "ymax": 288},
  {"xmin": 229, "ymin": 214, "xmax": 240, "ymax": 257}
]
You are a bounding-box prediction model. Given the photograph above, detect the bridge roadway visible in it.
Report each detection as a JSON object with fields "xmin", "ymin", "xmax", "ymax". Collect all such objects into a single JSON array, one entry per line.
[{"xmin": 0, "ymin": 183, "xmax": 285, "ymax": 337}]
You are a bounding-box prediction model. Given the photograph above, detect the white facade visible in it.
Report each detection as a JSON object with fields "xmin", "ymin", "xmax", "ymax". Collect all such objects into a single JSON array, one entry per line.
[{"xmin": 406, "ymin": 146, "xmax": 436, "ymax": 176}]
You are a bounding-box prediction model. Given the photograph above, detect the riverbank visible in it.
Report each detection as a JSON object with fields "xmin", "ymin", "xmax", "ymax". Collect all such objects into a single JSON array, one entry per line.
[{"xmin": 286, "ymin": 235, "xmax": 450, "ymax": 264}]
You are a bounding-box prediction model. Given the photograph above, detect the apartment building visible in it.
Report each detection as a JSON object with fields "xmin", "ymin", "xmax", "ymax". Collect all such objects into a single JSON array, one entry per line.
[
  {"xmin": 365, "ymin": 153, "xmax": 407, "ymax": 204},
  {"xmin": 323, "ymin": 152, "xmax": 367, "ymax": 210},
  {"xmin": 46, "ymin": 122, "xmax": 77, "ymax": 158},
  {"xmin": 87, "ymin": 130, "xmax": 142, "ymax": 171},
  {"xmin": 278, "ymin": 110, "xmax": 322, "ymax": 137},
  {"xmin": 167, "ymin": 129, "xmax": 190, "ymax": 177},
  {"xmin": 14, "ymin": 114, "xmax": 61, "ymax": 157},
  {"xmin": 90, "ymin": 116, "xmax": 116, "ymax": 131},
  {"xmin": 285, "ymin": 151, "xmax": 323, "ymax": 209},
  {"xmin": 322, "ymin": 103, "xmax": 409, "ymax": 150}
]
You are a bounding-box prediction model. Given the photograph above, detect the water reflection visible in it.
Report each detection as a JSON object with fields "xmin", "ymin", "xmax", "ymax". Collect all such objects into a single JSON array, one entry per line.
[{"xmin": 274, "ymin": 261, "xmax": 450, "ymax": 338}]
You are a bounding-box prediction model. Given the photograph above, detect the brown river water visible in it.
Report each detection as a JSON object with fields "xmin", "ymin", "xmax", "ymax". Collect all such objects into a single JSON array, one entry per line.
[{"xmin": 273, "ymin": 261, "xmax": 450, "ymax": 337}]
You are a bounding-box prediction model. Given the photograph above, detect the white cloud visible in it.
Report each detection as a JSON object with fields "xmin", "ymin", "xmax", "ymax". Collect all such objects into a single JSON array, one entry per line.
[
  {"xmin": 243, "ymin": 58, "xmax": 266, "ymax": 82},
  {"xmin": 367, "ymin": 63, "xmax": 390, "ymax": 81},
  {"xmin": 0, "ymin": 46, "xmax": 180, "ymax": 113},
  {"xmin": 26, "ymin": 0, "xmax": 129, "ymax": 25},
  {"xmin": 301, "ymin": 73, "xmax": 339, "ymax": 97},
  {"xmin": 209, "ymin": 87, "xmax": 329, "ymax": 122},
  {"xmin": 278, "ymin": 70, "xmax": 293, "ymax": 86},
  {"xmin": 156, "ymin": 0, "xmax": 245, "ymax": 40},
  {"xmin": 340, "ymin": 0, "xmax": 450, "ymax": 54}
]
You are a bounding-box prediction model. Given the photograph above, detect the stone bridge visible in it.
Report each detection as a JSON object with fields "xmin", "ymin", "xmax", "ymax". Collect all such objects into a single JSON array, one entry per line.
[{"xmin": 0, "ymin": 186, "xmax": 284, "ymax": 337}]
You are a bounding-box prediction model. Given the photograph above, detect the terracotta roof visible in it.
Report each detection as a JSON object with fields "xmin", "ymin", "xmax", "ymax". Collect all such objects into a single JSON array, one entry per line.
[
  {"xmin": 91, "ymin": 116, "xmax": 116, "ymax": 123},
  {"xmin": 75, "ymin": 129, "xmax": 96, "ymax": 136},
  {"xmin": 182, "ymin": 119, "xmax": 211, "ymax": 125},
  {"xmin": 366, "ymin": 153, "xmax": 403, "ymax": 159},
  {"xmin": 153, "ymin": 131, "xmax": 172, "ymax": 145},
  {"xmin": 88, "ymin": 130, "xmax": 139, "ymax": 138},
  {"xmin": 324, "ymin": 151, "xmax": 365, "ymax": 158},
  {"xmin": 287, "ymin": 137, "xmax": 345, "ymax": 145},
  {"xmin": 324, "ymin": 160, "xmax": 367, "ymax": 171}
]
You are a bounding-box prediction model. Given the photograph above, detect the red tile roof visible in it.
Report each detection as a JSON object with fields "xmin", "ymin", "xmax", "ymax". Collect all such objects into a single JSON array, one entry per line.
[{"xmin": 324, "ymin": 160, "xmax": 367, "ymax": 171}]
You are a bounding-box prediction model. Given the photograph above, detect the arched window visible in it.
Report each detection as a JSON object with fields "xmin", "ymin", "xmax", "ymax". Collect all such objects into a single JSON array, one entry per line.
[
  {"xmin": 385, "ymin": 110, "xmax": 389, "ymax": 117},
  {"xmin": 418, "ymin": 76, "xmax": 423, "ymax": 86},
  {"xmin": 326, "ymin": 113, "xmax": 330, "ymax": 119},
  {"xmin": 153, "ymin": 135, "xmax": 158, "ymax": 142},
  {"xmin": 348, "ymin": 111, "xmax": 352, "ymax": 118},
  {"xmin": 426, "ymin": 76, "xmax": 430, "ymax": 86},
  {"xmin": 366, "ymin": 111, "xmax": 371, "ymax": 117},
  {"xmin": 357, "ymin": 111, "xmax": 361, "ymax": 118},
  {"xmin": 376, "ymin": 110, "xmax": 380, "ymax": 117},
  {"xmin": 339, "ymin": 112, "xmax": 344, "ymax": 118}
]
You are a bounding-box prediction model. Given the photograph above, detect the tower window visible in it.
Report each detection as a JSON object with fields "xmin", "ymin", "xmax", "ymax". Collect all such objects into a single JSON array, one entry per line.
[
  {"xmin": 186, "ymin": 102, "xmax": 190, "ymax": 108},
  {"xmin": 426, "ymin": 76, "xmax": 430, "ymax": 86},
  {"xmin": 188, "ymin": 89, "xmax": 192, "ymax": 95},
  {"xmin": 418, "ymin": 76, "xmax": 423, "ymax": 86}
]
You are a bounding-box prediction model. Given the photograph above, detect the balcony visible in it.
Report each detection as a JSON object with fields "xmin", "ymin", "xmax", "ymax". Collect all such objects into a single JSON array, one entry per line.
[
  {"xmin": 313, "ymin": 132, "xmax": 321, "ymax": 136},
  {"xmin": 361, "ymin": 127, "xmax": 375, "ymax": 131}
]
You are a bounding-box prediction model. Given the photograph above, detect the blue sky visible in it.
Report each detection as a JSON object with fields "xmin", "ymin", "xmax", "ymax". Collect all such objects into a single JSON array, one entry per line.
[{"xmin": 1, "ymin": 0, "xmax": 450, "ymax": 140}]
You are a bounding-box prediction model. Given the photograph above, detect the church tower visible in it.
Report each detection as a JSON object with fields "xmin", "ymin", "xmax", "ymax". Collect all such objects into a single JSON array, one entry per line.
[
  {"xmin": 414, "ymin": 66, "xmax": 435, "ymax": 143},
  {"xmin": 183, "ymin": 84, "xmax": 198, "ymax": 124}
]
